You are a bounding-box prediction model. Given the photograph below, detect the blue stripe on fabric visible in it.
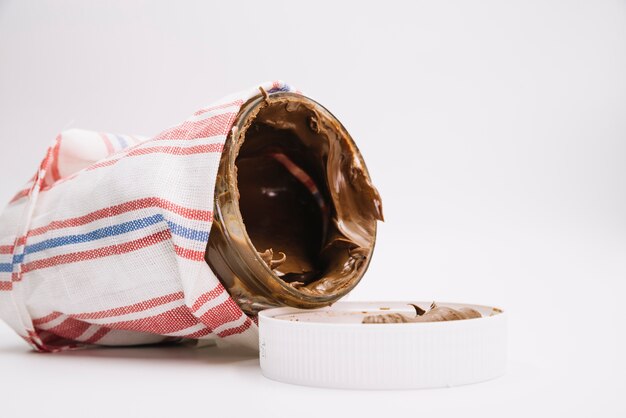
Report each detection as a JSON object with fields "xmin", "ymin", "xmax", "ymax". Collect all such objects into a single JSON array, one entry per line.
[
  {"xmin": 18, "ymin": 214, "xmax": 165, "ymax": 258},
  {"xmin": 7, "ymin": 214, "xmax": 210, "ymax": 266},
  {"xmin": 115, "ymin": 134, "xmax": 128, "ymax": 148},
  {"xmin": 165, "ymin": 220, "xmax": 209, "ymax": 242},
  {"xmin": 268, "ymin": 85, "xmax": 292, "ymax": 93}
]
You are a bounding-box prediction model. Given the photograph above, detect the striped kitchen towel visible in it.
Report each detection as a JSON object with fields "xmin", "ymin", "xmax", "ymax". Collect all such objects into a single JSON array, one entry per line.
[{"xmin": 0, "ymin": 81, "xmax": 297, "ymax": 352}]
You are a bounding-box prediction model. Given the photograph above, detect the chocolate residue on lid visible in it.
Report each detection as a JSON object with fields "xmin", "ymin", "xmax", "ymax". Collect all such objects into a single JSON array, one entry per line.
[{"xmin": 362, "ymin": 302, "xmax": 482, "ymax": 324}]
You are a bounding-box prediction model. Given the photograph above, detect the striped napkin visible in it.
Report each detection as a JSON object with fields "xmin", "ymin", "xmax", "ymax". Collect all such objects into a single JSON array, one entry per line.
[{"xmin": 0, "ymin": 81, "xmax": 297, "ymax": 352}]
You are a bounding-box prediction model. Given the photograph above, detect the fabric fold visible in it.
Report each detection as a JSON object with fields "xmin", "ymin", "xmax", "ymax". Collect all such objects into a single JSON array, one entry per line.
[{"xmin": 0, "ymin": 80, "xmax": 297, "ymax": 352}]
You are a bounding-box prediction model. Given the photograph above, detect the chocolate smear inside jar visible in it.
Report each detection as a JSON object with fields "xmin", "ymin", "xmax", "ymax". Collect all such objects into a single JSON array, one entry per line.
[
  {"xmin": 236, "ymin": 122, "xmax": 328, "ymax": 287},
  {"xmin": 206, "ymin": 92, "xmax": 383, "ymax": 313}
]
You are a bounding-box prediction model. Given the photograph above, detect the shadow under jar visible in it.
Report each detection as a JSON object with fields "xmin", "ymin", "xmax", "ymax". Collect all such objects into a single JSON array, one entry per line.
[{"xmin": 205, "ymin": 91, "xmax": 383, "ymax": 314}]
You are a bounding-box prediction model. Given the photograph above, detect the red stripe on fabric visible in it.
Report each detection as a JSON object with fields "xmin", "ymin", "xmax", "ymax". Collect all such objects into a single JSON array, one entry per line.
[
  {"xmin": 86, "ymin": 143, "xmax": 223, "ymax": 171},
  {"xmin": 32, "ymin": 311, "xmax": 63, "ymax": 326},
  {"xmin": 37, "ymin": 145, "xmax": 53, "ymax": 185},
  {"xmin": 27, "ymin": 197, "xmax": 212, "ymax": 238},
  {"xmin": 191, "ymin": 285, "xmax": 226, "ymax": 312},
  {"xmin": 198, "ymin": 298, "xmax": 243, "ymax": 330},
  {"xmin": 9, "ymin": 188, "xmax": 30, "ymax": 204},
  {"xmin": 24, "ymin": 330, "xmax": 60, "ymax": 352},
  {"xmin": 92, "ymin": 144, "xmax": 223, "ymax": 169},
  {"xmin": 26, "ymin": 330, "xmax": 43, "ymax": 345},
  {"xmin": 46, "ymin": 317, "xmax": 92, "ymax": 341},
  {"xmin": 39, "ymin": 174, "xmax": 74, "ymax": 191},
  {"xmin": 99, "ymin": 133, "xmax": 115, "ymax": 155},
  {"xmin": 50, "ymin": 134, "xmax": 62, "ymax": 182},
  {"xmin": 173, "ymin": 245, "xmax": 205, "ymax": 261},
  {"xmin": 72, "ymin": 291, "xmax": 185, "ymax": 320},
  {"xmin": 99, "ymin": 306, "xmax": 200, "ymax": 335},
  {"xmin": 0, "ymin": 245, "xmax": 13, "ymax": 254},
  {"xmin": 26, "ymin": 328, "xmax": 83, "ymax": 352},
  {"xmin": 153, "ymin": 112, "xmax": 237, "ymax": 141},
  {"xmin": 217, "ymin": 317, "xmax": 253, "ymax": 338},
  {"xmin": 84, "ymin": 327, "xmax": 111, "ymax": 344},
  {"xmin": 39, "ymin": 337, "xmax": 74, "ymax": 350},
  {"xmin": 87, "ymin": 159, "xmax": 117, "ymax": 170},
  {"xmin": 0, "ymin": 281, "xmax": 12, "ymax": 291},
  {"xmin": 251, "ymin": 316, "xmax": 259, "ymax": 326},
  {"xmin": 128, "ymin": 144, "xmax": 223, "ymax": 156},
  {"xmin": 21, "ymin": 229, "xmax": 172, "ymax": 273},
  {"xmin": 193, "ymin": 100, "xmax": 243, "ymax": 116},
  {"xmin": 34, "ymin": 331, "xmax": 59, "ymax": 345},
  {"xmin": 20, "ymin": 334, "xmax": 34, "ymax": 345}
]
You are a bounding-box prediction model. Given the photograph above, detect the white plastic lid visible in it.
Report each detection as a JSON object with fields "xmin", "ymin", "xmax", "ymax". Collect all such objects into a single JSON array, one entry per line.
[{"xmin": 258, "ymin": 301, "xmax": 506, "ymax": 389}]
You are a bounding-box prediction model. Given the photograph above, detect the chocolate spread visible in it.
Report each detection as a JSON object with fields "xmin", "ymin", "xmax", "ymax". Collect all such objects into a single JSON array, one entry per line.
[
  {"xmin": 362, "ymin": 303, "xmax": 482, "ymax": 323},
  {"xmin": 205, "ymin": 92, "xmax": 383, "ymax": 312}
]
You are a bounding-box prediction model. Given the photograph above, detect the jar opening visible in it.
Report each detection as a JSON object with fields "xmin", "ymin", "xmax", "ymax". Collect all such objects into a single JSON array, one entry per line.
[
  {"xmin": 206, "ymin": 92, "xmax": 383, "ymax": 312},
  {"xmin": 236, "ymin": 100, "xmax": 332, "ymax": 288}
]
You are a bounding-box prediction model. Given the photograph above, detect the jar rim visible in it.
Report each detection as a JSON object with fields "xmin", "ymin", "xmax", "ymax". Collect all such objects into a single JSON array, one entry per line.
[{"xmin": 214, "ymin": 91, "xmax": 378, "ymax": 306}]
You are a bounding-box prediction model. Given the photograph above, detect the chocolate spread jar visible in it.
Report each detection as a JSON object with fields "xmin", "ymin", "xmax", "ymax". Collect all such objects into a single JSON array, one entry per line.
[{"xmin": 205, "ymin": 91, "xmax": 383, "ymax": 314}]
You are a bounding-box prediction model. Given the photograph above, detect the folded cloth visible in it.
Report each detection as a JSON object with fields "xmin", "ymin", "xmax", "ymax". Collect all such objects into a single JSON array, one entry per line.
[{"xmin": 0, "ymin": 81, "xmax": 297, "ymax": 352}]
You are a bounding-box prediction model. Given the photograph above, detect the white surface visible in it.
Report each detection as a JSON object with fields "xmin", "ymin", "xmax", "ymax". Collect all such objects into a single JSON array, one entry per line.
[
  {"xmin": 259, "ymin": 302, "xmax": 507, "ymax": 389},
  {"xmin": 0, "ymin": 0, "xmax": 624, "ymax": 417}
]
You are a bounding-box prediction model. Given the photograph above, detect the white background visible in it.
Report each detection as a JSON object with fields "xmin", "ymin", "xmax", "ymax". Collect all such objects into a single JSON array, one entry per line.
[{"xmin": 0, "ymin": 0, "xmax": 625, "ymax": 416}]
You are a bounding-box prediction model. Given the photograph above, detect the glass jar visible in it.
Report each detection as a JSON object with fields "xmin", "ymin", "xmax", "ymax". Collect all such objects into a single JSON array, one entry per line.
[{"xmin": 205, "ymin": 91, "xmax": 383, "ymax": 314}]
